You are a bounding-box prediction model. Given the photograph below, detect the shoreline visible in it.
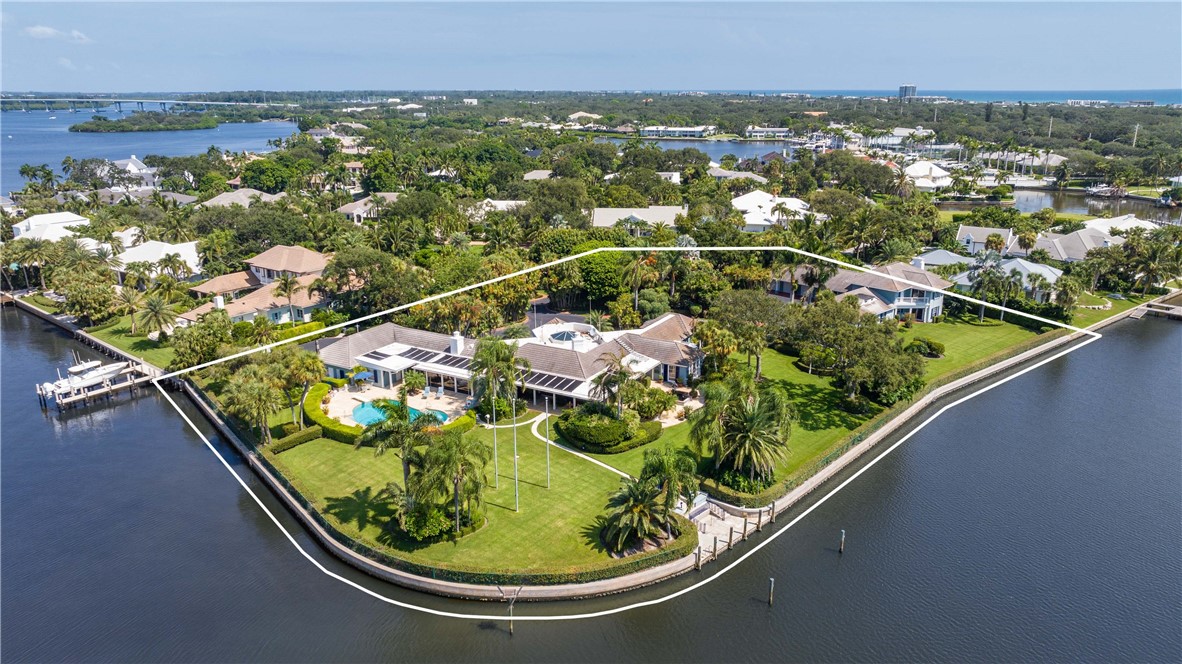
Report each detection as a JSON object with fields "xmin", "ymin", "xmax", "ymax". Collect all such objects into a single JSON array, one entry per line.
[{"xmin": 9, "ymin": 290, "xmax": 1176, "ymax": 601}]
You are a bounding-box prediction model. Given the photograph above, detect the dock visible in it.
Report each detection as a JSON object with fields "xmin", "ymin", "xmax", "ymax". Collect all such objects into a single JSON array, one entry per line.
[
  {"xmin": 1131, "ymin": 302, "xmax": 1182, "ymax": 320},
  {"xmin": 37, "ymin": 366, "xmax": 158, "ymax": 410}
]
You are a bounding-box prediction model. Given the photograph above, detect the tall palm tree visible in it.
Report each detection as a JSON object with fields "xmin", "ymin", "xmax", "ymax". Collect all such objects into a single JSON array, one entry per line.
[
  {"xmin": 719, "ymin": 386, "xmax": 793, "ymax": 481},
  {"xmin": 591, "ymin": 349, "xmax": 635, "ymax": 417},
  {"xmin": 601, "ymin": 477, "xmax": 664, "ymax": 553},
  {"xmin": 273, "ymin": 273, "xmax": 303, "ymax": 324},
  {"xmin": 151, "ymin": 274, "xmax": 184, "ymax": 303},
  {"xmin": 137, "ymin": 294, "xmax": 176, "ymax": 336},
  {"xmin": 469, "ymin": 336, "xmax": 531, "ymax": 486},
  {"xmin": 640, "ymin": 444, "xmax": 698, "ymax": 540},
  {"xmin": 113, "ymin": 287, "xmax": 144, "ymax": 334},
  {"xmin": 289, "ymin": 351, "xmax": 326, "ymax": 429},
  {"xmin": 688, "ymin": 380, "xmax": 733, "ymax": 466},
  {"xmin": 416, "ymin": 429, "xmax": 492, "ymax": 535},
  {"xmin": 1055, "ymin": 276, "xmax": 1082, "ymax": 310},
  {"xmin": 23, "ymin": 239, "xmax": 55, "ymax": 290},
  {"xmin": 223, "ymin": 364, "xmax": 283, "ymax": 445},
  {"xmin": 356, "ymin": 400, "xmax": 440, "ymax": 505},
  {"xmin": 157, "ymin": 253, "xmax": 189, "ymax": 280},
  {"xmin": 968, "ymin": 251, "xmax": 1003, "ymax": 321},
  {"xmin": 620, "ymin": 252, "xmax": 657, "ymax": 310}
]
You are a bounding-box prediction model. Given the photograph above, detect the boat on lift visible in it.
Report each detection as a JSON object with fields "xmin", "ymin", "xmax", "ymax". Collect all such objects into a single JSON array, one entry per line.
[{"xmin": 40, "ymin": 353, "xmax": 129, "ymax": 397}]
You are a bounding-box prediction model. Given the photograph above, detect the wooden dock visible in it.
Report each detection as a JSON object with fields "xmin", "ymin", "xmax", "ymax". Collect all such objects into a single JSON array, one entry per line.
[
  {"xmin": 37, "ymin": 367, "xmax": 157, "ymax": 410},
  {"xmin": 1132, "ymin": 303, "xmax": 1182, "ymax": 320}
]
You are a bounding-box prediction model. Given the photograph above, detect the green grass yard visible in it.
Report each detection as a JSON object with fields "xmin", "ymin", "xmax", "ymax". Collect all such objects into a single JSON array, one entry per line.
[
  {"xmin": 901, "ymin": 314, "xmax": 1038, "ymax": 379},
  {"xmin": 22, "ymin": 293, "xmax": 62, "ymax": 314},
  {"xmin": 268, "ymin": 421, "xmax": 626, "ymax": 572},
  {"xmin": 86, "ymin": 314, "xmax": 176, "ymax": 368},
  {"xmin": 1072, "ymin": 293, "xmax": 1151, "ymax": 328}
]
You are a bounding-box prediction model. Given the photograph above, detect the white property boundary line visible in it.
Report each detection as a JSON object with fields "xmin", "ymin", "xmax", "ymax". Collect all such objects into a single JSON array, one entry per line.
[{"xmin": 153, "ymin": 246, "xmax": 1103, "ymax": 621}]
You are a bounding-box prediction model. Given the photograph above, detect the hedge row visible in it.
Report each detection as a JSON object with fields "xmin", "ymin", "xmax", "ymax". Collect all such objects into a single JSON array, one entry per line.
[
  {"xmin": 554, "ymin": 419, "xmax": 663, "ymax": 454},
  {"xmin": 303, "ymin": 382, "xmax": 362, "ymax": 444},
  {"xmin": 274, "ymin": 321, "xmax": 326, "ymax": 342},
  {"xmin": 441, "ymin": 410, "xmax": 477, "ymax": 433},
  {"xmin": 269, "ymin": 426, "xmax": 323, "ymax": 454},
  {"xmin": 322, "ymin": 376, "xmax": 348, "ymax": 389},
  {"xmin": 701, "ymin": 329, "xmax": 1072, "ymax": 507}
]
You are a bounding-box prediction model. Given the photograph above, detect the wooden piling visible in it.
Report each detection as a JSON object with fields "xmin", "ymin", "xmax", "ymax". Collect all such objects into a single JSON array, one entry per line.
[
  {"xmin": 757, "ymin": 509, "xmax": 763, "ymax": 532},
  {"xmin": 768, "ymin": 577, "xmax": 775, "ymax": 606},
  {"xmin": 743, "ymin": 516, "xmax": 749, "ymax": 541},
  {"xmin": 839, "ymin": 529, "xmax": 845, "ymax": 554},
  {"xmin": 728, "ymin": 526, "xmax": 734, "ymax": 551}
]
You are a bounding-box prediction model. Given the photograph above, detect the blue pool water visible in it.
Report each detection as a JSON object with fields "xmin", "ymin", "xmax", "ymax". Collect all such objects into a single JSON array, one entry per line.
[{"xmin": 352, "ymin": 401, "xmax": 449, "ymax": 427}]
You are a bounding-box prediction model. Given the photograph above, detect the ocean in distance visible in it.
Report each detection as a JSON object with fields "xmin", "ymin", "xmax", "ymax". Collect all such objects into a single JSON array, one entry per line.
[{"xmin": 678, "ymin": 89, "xmax": 1182, "ymax": 105}]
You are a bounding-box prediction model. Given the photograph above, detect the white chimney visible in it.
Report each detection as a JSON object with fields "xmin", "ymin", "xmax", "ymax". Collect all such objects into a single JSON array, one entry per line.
[
  {"xmin": 912, "ymin": 257, "xmax": 925, "ymax": 270},
  {"xmin": 450, "ymin": 331, "xmax": 464, "ymax": 355},
  {"xmin": 213, "ymin": 295, "xmax": 225, "ymax": 309}
]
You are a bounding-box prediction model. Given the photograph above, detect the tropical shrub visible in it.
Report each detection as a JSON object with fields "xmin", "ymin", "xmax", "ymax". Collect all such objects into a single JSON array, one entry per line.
[
  {"xmin": 269, "ymin": 425, "xmax": 323, "ymax": 454},
  {"xmin": 274, "ymin": 321, "xmax": 326, "ymax": 342},
  {"xmin": 440, "ymin": 410, "xmax": 478, "ymax": 433},
  {"xmin": 403, "ymin": 505, "xmax": 451, "ymax": 542},
  {"xmin": 302, "ymin": 382, "xmax": 362, "ymax": 443},
  {"xmin": 402, "ymin": 370, "xmax": 427, "ymax": 395},
  {"xmin": 716, "ymin": 468, "xmax": 775, "ymax": 494},
  {"xmin": 905, "ymin": 337, "xmax": 946, "ymax": 358}
]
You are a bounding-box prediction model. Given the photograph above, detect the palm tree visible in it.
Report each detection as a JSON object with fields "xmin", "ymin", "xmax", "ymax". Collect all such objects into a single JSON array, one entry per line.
[
  {"xmin": 416, "ymin": 429, "xmax": 492, "ymax": 535},
  {"xmin": 249, "ymin": 316, "xmax": 276, "ymax": 345},
  {"xmin": 151, "ymin": 274, "xmax": 184, "ymax": 303},
  {"xmin": 157, "ymin": 253, "xmax": 189, "ymax": 280},
  {"xmin": 123, "ymin": 261, "xmax": 154, "ymax": 290},
  {"xmin": 601, "ymin": 477, "xmax": 664, "ymax": 553},
  {"xmin": 591, "ymin": 349, "xmax": 635, "ymax": 417},
  {"xmin": 719, "ymin": 386, "xmax": 793, "ymax": 481},
  {"xmin": 137, "ymin": 294, "xmax": 176, "ymax": 336},
  {"xmin": 640, "ymin": 444, "xmax": 698, "ymax": 540},
  {"xmin": 223, "ymin": 364, "xmax": 283, "ymax": 445},
  {"xmin": 620, "ymin": 252, "xmax": 657, "ymax": 310},
  {"xmin": 469, "ymin": 336, "xmax": 531, "ymax": 485},
  {"xmin": 23, "ymin": 239, "xmax": 55, "ymax": 290},
  {"xmin": 289, "ymin": 351, "xmax": 325, "ymax": 428},
  {"xmin": 1026, "ymin": 273, "xmax": 1049, "ymax": 303},
  {"xmin": 273, "ymin": 273, "xmax": 303, "ymax": 324},
  {"xmin": 688, "ymin": 380, "xmax": 732, "ymax": 466},
  {"xmin": 1016, "ymin": 231, "xmax": 1038, "ymax": 256},
  {"xmin": 1055, "ymin": 276, "xmax": 1082, "ymax": 310},
  {"xmin": 968, "ymin": 251, "xmax": 1003, "ymax": 321},
  {"xmin": 356, "ymin": 399, "xmax": 440, "ymax": 505},
  {"xmin": 113, "ymin": 287, "xmax": 144, "ymax": 334}
]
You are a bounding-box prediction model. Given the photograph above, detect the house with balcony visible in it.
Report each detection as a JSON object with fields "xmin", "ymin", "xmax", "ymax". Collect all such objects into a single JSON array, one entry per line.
[
  {"xmin": 245, "ymin": 245, "xmax": 329, "ymax": 285},
  {"xmin": 176, "ymin": 274, "xmax": 325, "ymax": 327},
  {"xmin": 773, "ymin": 260, "xmax": 951, "ymax": 322}
]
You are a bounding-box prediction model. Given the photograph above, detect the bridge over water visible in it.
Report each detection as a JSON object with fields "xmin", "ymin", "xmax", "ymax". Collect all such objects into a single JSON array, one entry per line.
[{"xmin": 0, "ymin": 98, "xmax": 298, "ymax": 112}]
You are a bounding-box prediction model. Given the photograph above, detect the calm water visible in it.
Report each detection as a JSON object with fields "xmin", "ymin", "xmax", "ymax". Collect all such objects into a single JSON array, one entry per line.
[
  {"xmin": 1014, "ymin": 189, "xmax": 1182, "ymax": 224},
  {"xmin": 2, "ymin": 306, "xmax": 1179, "ymax": 662},
  {"xmin": 0, "ymin": 107, "xmax": 297, "ymax": 195}
]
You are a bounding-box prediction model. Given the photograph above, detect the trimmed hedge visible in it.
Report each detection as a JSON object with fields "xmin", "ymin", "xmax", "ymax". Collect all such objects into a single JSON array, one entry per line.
[
  {"xmin": 269, "ymin": 426, "xmax": 323, "ymax": 454},
  {"xmin": 274, "ymin": 321, "xmax": 326, "ymax": 342},
  {"xmin": 441, "ymin": 410, "xmax": 477, "ymax": 433},
  {"xmin": 554, "ymin": 418, "xmax": 663, "ymax": 455},
  {"xmin": 323, "ymin": 376, "xmax": 348, "ymax": 389},
  {"xmin": 303, "ymin": 382, "xmax": 362, "ymax": 444}
]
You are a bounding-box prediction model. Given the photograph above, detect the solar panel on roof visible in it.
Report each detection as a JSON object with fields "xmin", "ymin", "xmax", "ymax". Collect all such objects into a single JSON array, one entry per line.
[
  {"xmin": 398, "ymin": 347, "xmax": 437, "ymax": 362},
  {"xmin": 434, "ymin": 354, "xmax": 471, "ymax": 369},
  {"xmin": 362, "ymin": 351, "xmax": 391, "ymax": 361}
]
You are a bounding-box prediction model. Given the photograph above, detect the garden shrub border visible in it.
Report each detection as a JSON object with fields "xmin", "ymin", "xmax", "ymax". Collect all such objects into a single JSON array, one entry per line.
[
  {"xmin": 269, "ymin": 425, "xmax": 323, "ymax": 454},
  {"xmin": 302, "ymin": 382, "xmax": 363, "ymax": 444},
  {"xmin": 274, "ymin": 321, "xmax": 326, "ymax": 342},
  {"xmin": 554, "ymin": 418, "xmax": 663, "ymax": 454}
]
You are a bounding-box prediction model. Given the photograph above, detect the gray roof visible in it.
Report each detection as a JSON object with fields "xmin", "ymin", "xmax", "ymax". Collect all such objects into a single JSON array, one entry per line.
[
  {"xmin": 199, "ymin": 188, "xmax": 286, "ymax": 209},
  {"xmin": 1016, "ymin": 228, "xmax": 1122, "ymax": 262},
  {"xmin": 616, "ymin": 333, "xmax": 701, "ymax": 367},
  {"xmin": 951, "ymin": 257, "xmax": 1062, "ymax": 288},
  {"xmin": 917, "ymin": 249, "xmax": 973, "ymax": 267},
  {"xmin": 826, "ymin": 262, "xmax": 952, "ymax": 294},
  {"xmin": 956, "ymin": 224, "xmax": 1013, "ymax": 244},
  {"xmin": 707, "ymin": 167, "xmax": 768, "ymax": 183}
]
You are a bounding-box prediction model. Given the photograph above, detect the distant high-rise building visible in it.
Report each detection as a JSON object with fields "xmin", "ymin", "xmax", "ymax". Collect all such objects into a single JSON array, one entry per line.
[{"xmin": 899, "ymin": 85, "xmax": 917, "ymax": 101}]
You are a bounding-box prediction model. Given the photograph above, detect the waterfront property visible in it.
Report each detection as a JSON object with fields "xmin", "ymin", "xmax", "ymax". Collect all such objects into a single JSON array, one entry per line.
[
  {"xmin": 1010, "ymin": 227, "xmax": 1123, "ymax": 263},
  {"xmin": 950, "ymin": 257, "xmax": 1063, "ymax": 302},
  {"xmin": 707, "ymin": 167, "xmax": 768, "ymax": 184},
  {"xmin": 639, "ymin": 125, "xmax": 717, "ymax": 138},
  {"xmin": 904, "ymin": 160, "xmax": 952, "ymax": 192},
  {"xmin": 114, "ymin": 240, "xmax": 202, "ymax": 281},
  {"xmin": 310, "ymin": 312, "xmax": 702, "ymax": 409},
  {"xmin": 956, "ymin": 224, "xmax": 1014, "ymax": 255},
  {"xmin": 197, "ymin": 188, "xmax": 287, "ymax": 209},
  {"xmin": 774, "ymin": 259, "xmax": 952, "ymax": 322},
  {"xmin": 744, "ymin": 126, "xmax": 793, "ymax": 139},
  {"xmin": 10, "ymin": 211, "xmax": 89, "ymax": 239},
  {"xmin": 176, "ymin": 273, "xmax": 323, "ymax": 326}
]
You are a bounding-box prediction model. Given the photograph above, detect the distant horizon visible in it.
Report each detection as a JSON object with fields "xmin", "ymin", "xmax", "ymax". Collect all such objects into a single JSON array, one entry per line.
[{"xmin": 2, "ymin": 3, "xmax": 1177, "ymax": 92}]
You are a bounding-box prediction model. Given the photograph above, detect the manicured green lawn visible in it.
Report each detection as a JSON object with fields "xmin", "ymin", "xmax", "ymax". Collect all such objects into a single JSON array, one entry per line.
[
  {"xmin": 1076, "ymin": 292, "xmax": 1108, "ymax": 307},
  {"xmin": 901, "ymin": 314, "xmax": 1038, "ymax": 379},
  {"xmin": 86, "ymin": 314, "xmax": 176, "ymax": 368},
  {"xmin": 268, "ymin": 421, "xmax": 625, "ymax": 571},
  {"xmin": 1072, "ymin": 293, "xmax": 1151, "ymax": 328}
]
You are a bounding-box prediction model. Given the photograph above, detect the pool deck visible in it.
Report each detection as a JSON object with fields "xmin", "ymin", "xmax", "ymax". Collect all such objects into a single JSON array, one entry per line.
[{"xmin": 325, "ymin": 383, "xmax": 471, "ymax": 427}]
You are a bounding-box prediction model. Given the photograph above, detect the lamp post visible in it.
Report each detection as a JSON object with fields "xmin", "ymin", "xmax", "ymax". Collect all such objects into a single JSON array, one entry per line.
[
  {"xmin": 512, "ymin": 392, "xmax": 519, "ymax": 512},
  {"xmin": 491, "ymin": 387, "xmax": 498, "ymax": 489},
  {"xmin": 544, "ymin": 395, "xmax": 551, "ymax": 489}
]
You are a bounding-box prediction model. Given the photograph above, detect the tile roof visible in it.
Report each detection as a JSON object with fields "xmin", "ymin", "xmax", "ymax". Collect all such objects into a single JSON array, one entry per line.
[
  {"xmin": 246, "ymin": 245, "xmax": 329, "ymax": 275},
  {"xmin": 190, "ymin": 270, "xmax": 261, "ymax": 296},
  {"xmin": 178, "ymin": 274, "xmax": 322, "ymax": 323},
  {"xmin": 637, "ymin": 312, "xmax": 696, "ymax": 342}
]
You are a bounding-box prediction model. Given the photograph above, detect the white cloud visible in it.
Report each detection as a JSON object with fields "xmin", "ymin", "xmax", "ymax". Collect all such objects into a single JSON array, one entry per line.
[
  {"xmin": 57, "ymin": 57, "xmax": 77, "ymax": 71},
  {"xmin": 23, "ymin": 24, "xmax": 92, "ymax": 43}
]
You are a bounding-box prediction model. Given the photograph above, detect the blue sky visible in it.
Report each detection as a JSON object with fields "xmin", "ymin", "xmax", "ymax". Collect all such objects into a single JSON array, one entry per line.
[{"xmin": 2, "ymin": 2, "xmax": 1179, "ymax": 92}]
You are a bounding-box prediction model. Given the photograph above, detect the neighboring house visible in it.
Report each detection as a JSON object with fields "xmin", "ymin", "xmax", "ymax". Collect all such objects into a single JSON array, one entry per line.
[
  {"xmin": 11, "ymin": 211, "xmax": 89, "ymax": 239},
  {"xmin": 590, "ymin": 205, "xmax": 687, "ymax": 233},
  {"xmin": 639, "ymin": 125, "xmax": 717, "ymax": 138},
  {"xmin": 245, "ymin": 245, "xmax": 329, "ymax": 284},
  {"xmin": 744, "ymin": 126, "xmax": 794, "ymax": 139},
  {"xmin": 198, "ymin": 188, "xmax": 287, "ymax": 209},
  {"xmin": 462, "ymin": 99, "xmax": 478, "ymax": 106},
  {"xmin": 189, "ymin": 270, "xmax": 262, "ymax": 298},
  {"xmin": 656, "ymin": 171, "xmax": 682, "ymax": 185},
  {"xmin": 567, "ymin": 111, "xmax": 602, "ymax": 121},
  {"xmin": 523, "ymin": 169, "xmax": 554, "ymax": 181},
  {"xmin": 1081, "ymin": 214, "xmax": 1158, "ymax": 235},
  {"xmin": 177, "ymin": 274, "xmax": 323, "ymax": 327},
  {"xmin": 916, "ymin": 249, "xmax": 973, "ymax": 268},
  {"xmin": 775, "ymin": 260, "xmax": 951, "ymax": 322},
  {"xmin": 730, "ymin": 190, "xmax": 810, "ymax": 233},
  {"xmin": 950, "ymin": 257, "xmax": 1063, "ymax": 303},
  {"xmin": 904, "ymin": 161, "xmax": 952, "ymax": 191},
  {"xmin": 310, "ymin": 312, "xmax": 702, "ymax": 404},
  {"xmin": 0, "ymin": 196, "xmax": 20, "ymax": 215},
  {"xmin": 115, "ymin": 240, "xmax": 202, "ymax": 280},
  {"xmin": 1012, "ymin": 228, "xmax": 1123, "ymax": 263},
  {"xmin": 707, "ymin": 167, "xmax": 768, "ymax": 184},
  {"xmin": 334, "ymin": 192, "xmax": 400, "ymax": 224},
  {"xmin": 864, "ymin": 126, "xmax": 935, "ymax": 149},
  {"xmin": 956, "ymin": 224, "xmax": 1014, "ymax": 255},
  {"xmin": 109, "ymin": 155, "xmax": 160, "ymax": 188},
  {"xmin": 464, "ymin": 198, "xmax": 527, "ymax": 223}
]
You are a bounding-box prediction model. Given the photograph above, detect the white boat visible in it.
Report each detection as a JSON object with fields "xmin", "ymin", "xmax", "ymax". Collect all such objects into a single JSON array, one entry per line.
[{"xmin": 42, "ymin": 361, "xmax": 129, "ymax": 396}]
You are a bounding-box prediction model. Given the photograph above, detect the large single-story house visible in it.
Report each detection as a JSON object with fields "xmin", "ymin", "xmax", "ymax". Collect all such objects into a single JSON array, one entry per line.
[
  {"xmin": 1010, "ymin": 228, "xmax": 1122, "ymax": 263},
  {"xmin": 11, "ymin": 211, "xmax": 89, "ymax": 239},
  {"xmin": 309, "ymin": 313, "xmax": 702, "ymax": 406},
  {"xmin": 115, "ymin": 240, "xmax": 202, "ymax": 279},
  {"xmin": 904, "ymin": 161, "xmax": 952, "ymax": 191},
  {"xmin": 640, "ymin": 125, "xmax": 717, "ymax": 138},
  {"xmin": 523, "ymin": 169, "xmax": 554, "ymax": 181},
  {"xmin": 590, "ymin": 206, "xmax": 686, "ymax": 233},
  {"xmin": 246, "ymin": 245, "xmax": 329, "ymax": 284},
  {"xmin": 730, "ymin": 190, "xmax": 811, "ymax": 232},
  {"xmin": 950, "ymin": 257, "xmax": 1062, "ymax": 303},
  {"xmin": 464, "ymin": 198, "xmax": 527, "ymax": 223},
  {"xmin": 916, "ymin": 249, "xmax": 973, "ymax": 268},
  {"xmin": 177, "ymin": 273, "xmax": 324, "ymax": 327},
  {"xmin": 1081, "ymin": 214, "xmax": 1158, "ymax": 235},
  {"xmin": 335, "ymin": 192, "xmax": 400, "ymax": 224},
  {"xmin": 707, "ymin": 167, "xmax": 768, "ymax": 184}
]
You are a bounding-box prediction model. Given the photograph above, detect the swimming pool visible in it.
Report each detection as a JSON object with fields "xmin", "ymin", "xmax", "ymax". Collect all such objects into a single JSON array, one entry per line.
[{"xmin": 351, "ymin": 401, "xmax": 450, "ymax": 427}]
